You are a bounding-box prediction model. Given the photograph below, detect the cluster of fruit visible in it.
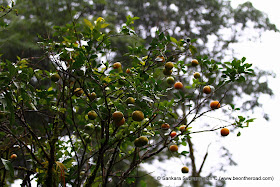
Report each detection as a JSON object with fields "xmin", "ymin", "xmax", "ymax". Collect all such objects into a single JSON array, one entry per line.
[
  {"xmin": 161, "ymin": 58, "xmax": 229, "ymax": 173},
  {"xmin": 49, "ymin": 57, "xmax": 230, "ymax": 175}
]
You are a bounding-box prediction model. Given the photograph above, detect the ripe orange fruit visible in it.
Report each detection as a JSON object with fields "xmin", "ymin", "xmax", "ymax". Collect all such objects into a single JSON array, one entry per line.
[
  {"xmin": 163, "ymin": 69, "xmax": 172, "ymax": 76},
  {"xmin": 126, "ymin": 68, "xmax": 131, "ymax": 74},
  {"xmin": 193, "ymin": 72, "xmax": 200, "ymax": 79},
  {"xmin": 10, "ymin": 154, "xmax": 17, "ymax": 159},
  {"xmin": 181, "ymin": 166, "xmax": 189, "ymax": 173},
  {"xmin": 169, "ymin": 145, "xmax": 178, "ymax": 152},
  {"xmin": 74, "ymin": 88, "xmax": 84, "ymax": 97},
  {"xmin": 155, "ymin": 56, "xmax": 165, "ymax": 62},
  {"xmin": 203, "ymin": 86, "xmax": 211, "ymax": 94},
  {"xmin": 179, "ymin": 125, "xmax": 187, "ymax": 132},
  {"xmin": 165, "ymin": 62, "xmax": 174, "ymax": 70},
  {"xmin": 115, "ymin": 117, "xmax": 125, "ymax": 127},
  {"xmin": 191, "ymin": 59, "xmax": 199, "ymax": 66},
  {"xmin": 132, "ymin": 110, "xmax": 144, "ymax": 122},
  {"xmin": 88, "ymin": 111, "xmax": 97, "ymax": 120},
  {"xmin": 51, "ymin": 73, "xmax": 60, "ymax": 82},
  {"xmin": 112, "ymin": 111, "xmax": 124, "ymax": 121},
  {"xmin": 174, "ymin": 82, "xmax": 183, "ymax": 89},
  {"xmin": 161, "ymin": 123, "xmax": 170, "ymax": 130},
  {"xmin": 210, "ymin": 101, "xmax": 221, "ymax": 109},
  {"xmin": 170, "ymin": 131, "xmax": 177, "ymax": 138},
  {"xmin": 113, "ymin": 62, "xmax": 122, "ymax": 69},
  {"xmin": 220, "ymin": 128, "xmax": 229, "ymax": 136}
]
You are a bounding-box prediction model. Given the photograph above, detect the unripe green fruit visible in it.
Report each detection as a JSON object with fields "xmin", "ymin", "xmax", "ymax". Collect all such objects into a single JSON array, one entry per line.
[
  {"xmin": 84, "ymin": 135, "xmax": 91, "ymax": 143},
  {"xmin": 138, "ymin": 136, "xmax": 148, "ymax": 146},
  {"xmin": 126, "ymin": 97, "xmax": 135, "ymax": 104},
  {"xmin": 115, "ymin": 117, "xmax": 125, "ymax": 127},
  {"xmin": 165, "ymin": 62, "xmax": 174, "ymax": 70},
  {"xmin": 132, "ymin": 111, "xmax": 144, "ymax": 122},
  {"xmin": 134, "ymin": 138, "xmax": 142, "ymax": 147},
  {"xmin": 163, "ymin": 69, "xmax": 172, "ymax": 76},
  {"xmin": 89, "ymin": 92, "xmax": 97, "ymax": 100},
  {"xmin": 85, "ymin": 123, "xmax": 94, "ymax": 131},
  {"xmin": 166, "ymin": 76, "xmax": 175, "ymax": 84},
  {"xmin": 112, "ymin": 111, "xmax": 124, "ymax": 121},
  {"xmin": 0, "ymin": 111, "xmax": 6, "ymax": 119},
  {"xmin": 88, "ymin": 111, "xmax": 97, "ymax": 120},
  {"xmin": 193, "ymin": 72, "xmax": 200, "ymax": 79},
  {"xmin": 191, "ymin": 59, "xmax": 199, "ymax": 66},
  {"xmin": 50, "ymin": 73, "xmax": 60, "ymax": 82},
  {"xmin": 74, "ymin": 88, "xmax": 83, "ymax": 97},
  {"xmin": 82, "ymin": 132, "xmax": 88, "ymax": 139},
  {"xmin": 134, "ymin": 136, "xmax": 148, "ymax": 147}
]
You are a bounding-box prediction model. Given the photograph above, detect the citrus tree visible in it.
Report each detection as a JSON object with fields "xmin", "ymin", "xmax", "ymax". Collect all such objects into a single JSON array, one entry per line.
[{"xmin": 0, "ymin": 16, "xmax": 256, "ymax": 186}]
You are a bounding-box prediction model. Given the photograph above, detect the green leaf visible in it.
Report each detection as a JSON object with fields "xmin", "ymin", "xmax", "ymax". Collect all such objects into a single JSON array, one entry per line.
[
  {"xmin": 229, "ymin": 104, "xmax": 235, "ymax": 109},
  {"xmin": 140, "ymin": 180, "xmax": 147, "ymax": 187},
  {"xmin": 1, "ymin": 158, "xmax": 14, "ymax": 178},
  {"xmin": 4, "ymin": 92, "xmax": 15, "ymax": 126},
  {"xmin": 170, "ymin": 37, "xmax": 177, "ymax": 44},
  {"xmin": 237, "ymin": 132, "xmax": 241, "ymax": 137},
  {"xmin": 180, "ymin": 151, "xmax": 189, "ymax": 156},
  {"xmin": 189, "ymin": 45, "xmax": 197, "ymax": 55},
  {"xmin": 84, "ymin": 19, "xmax": 94, "ymax": 30},
  {"xmin": 101, "ymin": 23, "xmax": 109, "ymax": 28},
  {"xmin": 190, "ymin": 39, "xmax": 197, "ymax": 43},
  {"xmin": 159, "ymin": 32, "xmax": 164, "ymax": 40},
  {"xmin": 238, "ymin": 116, "xmax": 245, "ymax": 122},
  {"xmin": 7, "ymin": 61, "xmax": 16, "ymax": 78},
  {"xmin": 245, "ymin": 118, "xmax": 256, "ymax": 123},
  {"xmin": 237, "ymin": 76, "xmax": 245, "ymax": 82}
]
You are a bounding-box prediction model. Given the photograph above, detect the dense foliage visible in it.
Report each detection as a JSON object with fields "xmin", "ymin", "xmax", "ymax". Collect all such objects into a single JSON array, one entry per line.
[{"xmin": 0, "ymin": 15, "xmax": 256, "ymax": 186}]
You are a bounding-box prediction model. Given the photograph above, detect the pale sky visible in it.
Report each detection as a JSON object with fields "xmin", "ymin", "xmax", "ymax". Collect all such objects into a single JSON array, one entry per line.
[
  {"xmin": 225, "ymin": 0, "xmax": 280, "ymax": 186},
  {"xmin": 143, "ymin": 1, "xmax": 280, "ymax": 187}
]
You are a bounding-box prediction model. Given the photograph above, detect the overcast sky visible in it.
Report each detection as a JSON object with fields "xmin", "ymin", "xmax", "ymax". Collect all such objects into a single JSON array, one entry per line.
[
  {"xmin": 225, "ymin": 0, "xmax": 280, "ymax": 186},
  {"xmin": 143, "ymin": 1, "xmax": 280, "ymax": 187}
]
